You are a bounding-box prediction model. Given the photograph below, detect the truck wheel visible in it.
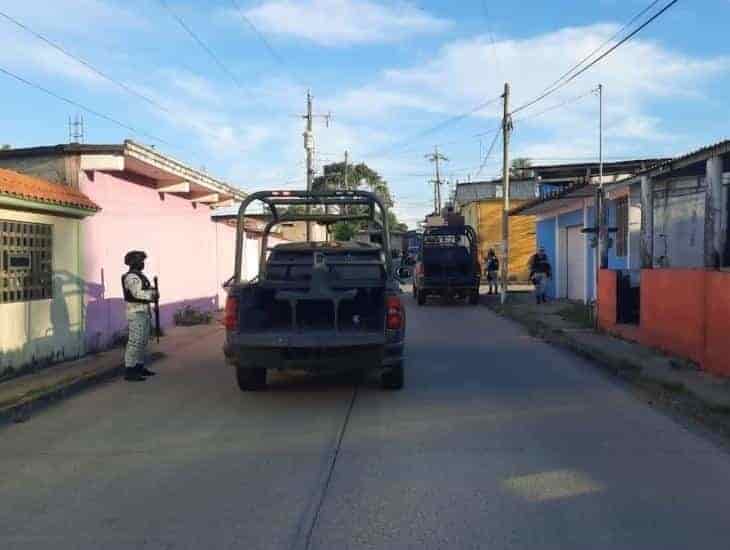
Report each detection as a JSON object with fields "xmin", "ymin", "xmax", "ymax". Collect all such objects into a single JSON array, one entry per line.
[
  {"xmin": 381, "ymin": 362, "xmax": 404, "ymax": 390},
  {"xmin": 469, "ymin": 291, "xmax": 479, "ymax": 305},
  {"xmin": 417, "ymin": 290, "xmax": 426, "ymax": 306},
  {"xmin": 236, "ymin": 366, "xmax": 266, "ymax": 391}
]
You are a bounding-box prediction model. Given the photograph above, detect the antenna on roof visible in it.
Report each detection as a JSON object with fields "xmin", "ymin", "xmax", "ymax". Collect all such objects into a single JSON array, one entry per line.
[{"xmin": 68, "ymin": 113, "xmax": 85, "ymax": 144}]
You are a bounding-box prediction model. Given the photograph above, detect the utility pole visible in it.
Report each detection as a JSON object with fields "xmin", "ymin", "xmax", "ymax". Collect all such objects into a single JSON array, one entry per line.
[
  {"xmin": 598, "ymin": 83, "xmax": 608, "ymax": 270},
  {"xmin": 425, "ymin": 146, "xmax": 448, "ymax": 216},
  {"xmin": 301, "ymin": 90, "xmax": 331, "ymax": 241},
  {"xmin": 344, "ymin": 150, "xmax": 349, "ymax": 189},
  {"xmin": 500, "ymin": 83, "xmax": 513, "ymax": 304}
]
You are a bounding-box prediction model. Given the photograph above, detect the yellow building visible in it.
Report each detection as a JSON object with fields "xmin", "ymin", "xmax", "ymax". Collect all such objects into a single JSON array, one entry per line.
[
  {"xmin": 456, "ymin": 180, "xmax": 537, "ymax": 282},
  {"xmin": 0, "ymin": 169, "xmax": 99, "ymax": 374}
]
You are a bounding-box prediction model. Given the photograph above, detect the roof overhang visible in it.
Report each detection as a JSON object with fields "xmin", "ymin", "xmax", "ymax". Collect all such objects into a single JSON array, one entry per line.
[
  {"xmin": 0, "ymin": 195, "xmax": 97, "ymax": 218},
  {"xmin": 0, "ymin": 141, "xmax": 247, "ymax": 207},
  {"xmin": 511, "ymin": 184, "xmax": 595, "ymax": 216},
  {"xmin": 607, "ymin": 139, "xmax": 730, "ymax": 190},
  {"xmin": 530, "ymin": 158, "xmax": 670, "ymax": 180}
]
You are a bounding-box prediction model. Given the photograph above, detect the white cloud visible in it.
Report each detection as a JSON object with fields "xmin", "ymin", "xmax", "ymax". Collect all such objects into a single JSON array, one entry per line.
[
  {"xmin": 328, "ymin": 86, "xmax": 439, "ymax": 118},
  {"xmin": 164, "ymin": 70, "xmax": 224, "ymax": 105},
  {"xmin": 0, "ymin": 0, "xmax": 144, "ymax": 35},
  {"xmin": 244, "ymin": 0, "xmax": 451, "ymax": 46},
  {"xmin": 331, "ymin": 23, "xmax": 728, "ymax": 157},
  {"xmin": 0, "ymin": 27, "xmax": 108, "ymax": 85},
  {"xmin": 379, "ymin": 23, "xmax": 728, "ymax": 137},
  {"xmin": 319, "ymin": 23, "xmax": 729, "ymax": 226}
]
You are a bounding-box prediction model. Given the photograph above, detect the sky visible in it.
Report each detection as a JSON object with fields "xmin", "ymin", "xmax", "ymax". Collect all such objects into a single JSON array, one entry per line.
[{"xmin": 0, "ymin": 0, "xmax": 728, "ymax": 227}]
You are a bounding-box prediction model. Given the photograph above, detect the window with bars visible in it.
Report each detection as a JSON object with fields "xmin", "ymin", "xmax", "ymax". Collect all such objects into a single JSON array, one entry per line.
[
  {"xmin": 0, "ymin": 220, "xmax": 53, "ymax": 303},
  {"xmin": 615, "ymin": 197, "xmax": 628, "ymax": 258}
]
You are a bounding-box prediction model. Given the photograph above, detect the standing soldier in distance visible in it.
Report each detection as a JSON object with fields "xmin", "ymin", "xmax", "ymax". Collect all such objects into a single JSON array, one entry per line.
[
  {"xmin": 485, "ymin": 248, "xmax": 499, "ymax": 295},
  {"xmin": 528, "ymin": 246, "xmax": 552, "ymax": 304},
  {"xmin": 121, "ymin": 250, "xmax": 159, "ymax": 381}
]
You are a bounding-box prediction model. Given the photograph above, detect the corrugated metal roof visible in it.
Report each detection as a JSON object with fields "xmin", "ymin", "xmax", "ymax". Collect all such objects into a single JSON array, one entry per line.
[
  {"xmin": 510, "ymin": 182, "xmax": 592, "ymax": 216},
  {"xmin": 455, "ymin": 179, "xmax": 537, "ymax": 205},
  {"xmin": 605, "ymin": 139, "xmax": 730, "ymax": 191},
  {"xmin": 0, "ymin": 168, "xmax": 99, "ymax": 211}
]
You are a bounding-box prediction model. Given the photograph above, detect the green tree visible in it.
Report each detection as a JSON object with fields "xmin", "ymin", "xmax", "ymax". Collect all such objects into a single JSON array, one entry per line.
[
  {"xmin": 313, "ymin": 160, "xmax": 404, "ymax": 240},
  {"xmin": 511, "ymin": 157, "xmax": 533, "ymax": 179}
]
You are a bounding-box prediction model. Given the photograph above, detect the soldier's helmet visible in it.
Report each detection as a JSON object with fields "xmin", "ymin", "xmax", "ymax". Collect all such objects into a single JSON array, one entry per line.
[{"xmin": 124, "ymin": 250, "xmax": 147, "ymax": 267}]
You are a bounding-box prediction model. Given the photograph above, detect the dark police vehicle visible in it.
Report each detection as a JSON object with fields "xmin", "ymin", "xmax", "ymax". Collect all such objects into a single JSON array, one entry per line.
[{"xmin": 413, "ymin": 224, "xmax": 481, "ymax": 306}]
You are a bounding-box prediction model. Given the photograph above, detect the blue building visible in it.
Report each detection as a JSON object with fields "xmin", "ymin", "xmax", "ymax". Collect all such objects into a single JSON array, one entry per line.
[{"xmin": 510, "ymin": 159, "xmax": 665, "ymax": 303}]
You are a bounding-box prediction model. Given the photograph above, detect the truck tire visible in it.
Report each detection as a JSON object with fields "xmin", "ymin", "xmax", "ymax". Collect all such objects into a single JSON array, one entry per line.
[
  {"xmin": 417, "ymin": 290, "xmax": 426, "ymax": 306},
  {"xmin": 469, "ymin": 290, "xmax": 479, "ymax": 305},
  {"xmin": 381, "ymin": 362, "xmax": 404, "ymax": 390},
  {"xmin": 236, "ymin": 366, "xmax": 266, "ymax": 391}
]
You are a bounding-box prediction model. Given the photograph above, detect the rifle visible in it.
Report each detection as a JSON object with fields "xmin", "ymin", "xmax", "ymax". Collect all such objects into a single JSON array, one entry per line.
[{"xmin": 153, "ymin": 276, "xmax": 161, "ymax": 343}]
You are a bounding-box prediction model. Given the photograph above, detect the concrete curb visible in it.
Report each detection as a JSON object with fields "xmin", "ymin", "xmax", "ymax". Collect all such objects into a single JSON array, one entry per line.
[
  {"xmin": 0, "ymin": 352, "xmax": 165, "ymax": 427},
  {"xmin": 484, "ymin": 301, "xmax": 730, "ymax": 414}
]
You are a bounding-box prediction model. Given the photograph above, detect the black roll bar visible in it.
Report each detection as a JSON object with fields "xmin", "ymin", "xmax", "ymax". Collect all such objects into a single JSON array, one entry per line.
[{"xmin": 234, "ymin": 190, "xmax": 391, "ymax": 282}]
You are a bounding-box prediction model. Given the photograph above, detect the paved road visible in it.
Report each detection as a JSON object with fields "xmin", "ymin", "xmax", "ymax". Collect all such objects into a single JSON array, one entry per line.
[{"xmin": 3, "ymin": 294, "xmax": 730, "ymax": 549}]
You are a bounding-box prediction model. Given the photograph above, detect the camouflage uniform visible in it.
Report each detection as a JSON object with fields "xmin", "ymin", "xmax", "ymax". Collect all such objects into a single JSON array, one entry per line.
[{"xmin": 123, "ymin": 273, "xmax": 155, "ymax": 368}]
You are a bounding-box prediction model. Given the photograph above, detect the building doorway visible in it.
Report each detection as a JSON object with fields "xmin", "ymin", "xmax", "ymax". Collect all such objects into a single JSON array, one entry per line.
[{"xmin": 565, "ymin": 225, "xmax": 586, "ymax": 301}]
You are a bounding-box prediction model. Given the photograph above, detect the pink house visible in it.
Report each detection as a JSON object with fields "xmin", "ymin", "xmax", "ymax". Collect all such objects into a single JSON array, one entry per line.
[{"xmin": 0, "ymin": 141, "xmax": 248, "ymax": 352}]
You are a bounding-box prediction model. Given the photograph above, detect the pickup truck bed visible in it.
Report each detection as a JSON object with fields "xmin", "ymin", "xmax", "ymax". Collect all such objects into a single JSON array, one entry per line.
[{"xmin": 224, "ymin": 241, "xmax": 405, "ymax": 390}]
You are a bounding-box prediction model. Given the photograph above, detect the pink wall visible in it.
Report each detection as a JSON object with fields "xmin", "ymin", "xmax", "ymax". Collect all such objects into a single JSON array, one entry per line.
[{"xmin": 80, "ymin": 170, "xmax": 238, "ymax": 350}]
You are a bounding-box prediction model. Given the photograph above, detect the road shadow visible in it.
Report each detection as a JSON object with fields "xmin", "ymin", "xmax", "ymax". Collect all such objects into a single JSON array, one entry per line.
[{"xmin": 265, "ymin": 369, "xmax": 374, "ymax": 392}]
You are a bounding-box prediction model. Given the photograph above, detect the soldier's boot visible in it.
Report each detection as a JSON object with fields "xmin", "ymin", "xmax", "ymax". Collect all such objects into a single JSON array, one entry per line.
[
  {"xmin": 124, "ymin": 367, "xmax": 147, "ymax": 382},
  {"xmin": 138, "ymin": 364, "xmax": 156, "ymax": 376}
]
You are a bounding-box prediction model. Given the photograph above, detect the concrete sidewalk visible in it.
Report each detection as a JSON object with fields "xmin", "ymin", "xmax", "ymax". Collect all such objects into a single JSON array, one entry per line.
[
  {"xmin": 483, "ymin": 292, "xmax": 730, "ymax": 414},
  {"xmin": 0, "ymin": 321, "xmax": 222, "ymax": 424}
]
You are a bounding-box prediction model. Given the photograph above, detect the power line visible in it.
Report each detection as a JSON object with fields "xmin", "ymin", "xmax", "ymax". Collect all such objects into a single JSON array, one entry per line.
[
  {"xmin": 0, "ymin": 9, "xmax": 173, "ymax": 116},
  {"xmin": 0, "ymin": 9, "xmax": 265, "ymax": 153},
  {"xmin": 158, "ymin": 0, "xmax": 251, "ymax": 96},
  {"xmin": 228, "ymin": 0, "xmax": 309, "ymax": 89},
  {"xmin": 474, "ymin": 126, "xmax": 501, "ymax": 138},
  {"xmin": 512, "ymin": 0, "xmax": 679, "ymax": 115},
  {"xmin": 515, "ymin": 88, "xmax": 597, "ymax": 123},
  {"xmin": 475, "ymin": 130, "xmax": 501, "ymax": 178},
  {"xmin": 365, "ymin": 95, "xmax": 502, "ymax": 160},
  {"xmin": 0, "ymin": 65, "xmax": 177, "ymax": 149},
  {"xmin": 537, "ymin": 0, "xmax": 662, "ymax": 96}
]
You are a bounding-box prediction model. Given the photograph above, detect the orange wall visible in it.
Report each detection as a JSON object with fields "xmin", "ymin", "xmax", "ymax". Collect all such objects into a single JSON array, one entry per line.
[
  {"xmin": 598, "ymin": 268, "xmax": 730, "ymax": 375},
  {"xmin": 597, "ymin": 270, "xmax": 617, "ymax": 330},
  {"xmin": 640, "ymin": 269, "xmax": 706, "ymax": 365},
  {"xmin": 705, "ymin": 271, "xmax": 730, "ymax": 376}
]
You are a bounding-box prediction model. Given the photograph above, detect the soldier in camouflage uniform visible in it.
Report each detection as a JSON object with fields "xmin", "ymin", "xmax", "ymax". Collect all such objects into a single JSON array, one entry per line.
[{"xmin": 122, "ymin": 250, "xmax": 159, "ymax": 381}]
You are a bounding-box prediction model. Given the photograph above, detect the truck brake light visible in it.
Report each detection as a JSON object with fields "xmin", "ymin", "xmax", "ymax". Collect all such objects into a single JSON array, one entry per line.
[
  {"xmin": 224, "ymin": 295, "xmax": 239, "ymax": 330},
  {"xmin": 386, "ymin": 296, "xmax": 403, "ymax": 330}
]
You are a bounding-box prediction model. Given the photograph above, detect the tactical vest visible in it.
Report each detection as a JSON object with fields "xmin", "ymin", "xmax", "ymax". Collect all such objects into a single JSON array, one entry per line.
[
  {"xmin": 122, "ymin": 270, "xmax": 153, "ymax": 304},
  {"xmin": 533, "ymin": 255, "xmax": 550, "ymax": 274}
]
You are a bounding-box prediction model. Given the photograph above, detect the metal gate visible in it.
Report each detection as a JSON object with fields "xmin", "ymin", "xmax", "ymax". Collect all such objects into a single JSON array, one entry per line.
[{"xmin": 617, "ymin": 269, "xmax": 640, "ymax": 324}]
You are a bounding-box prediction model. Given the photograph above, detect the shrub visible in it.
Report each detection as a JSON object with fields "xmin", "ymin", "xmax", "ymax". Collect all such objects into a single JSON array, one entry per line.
[{"xmin": 174, "ymin": 305, "xmax": 212, "ymax": 326}]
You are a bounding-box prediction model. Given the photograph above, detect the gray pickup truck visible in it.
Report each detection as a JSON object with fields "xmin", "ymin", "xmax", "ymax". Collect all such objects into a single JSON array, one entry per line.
[{"xmin": 223, "ymin": 190, "xmax": 408, "ymax": 391}]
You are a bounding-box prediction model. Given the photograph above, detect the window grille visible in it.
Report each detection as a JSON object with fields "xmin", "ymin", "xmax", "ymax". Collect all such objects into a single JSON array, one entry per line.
[
  {"xmin": 615, "ymin": 197, "xmax": 628, "ymax": 258},
  {"xmin": 0, "ymin": 220, "xmax": 53, "ymax": 303}
]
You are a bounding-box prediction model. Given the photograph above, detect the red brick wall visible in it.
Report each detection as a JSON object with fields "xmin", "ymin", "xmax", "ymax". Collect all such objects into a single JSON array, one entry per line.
[{"xmin": 704, "ymin": 271, "xmax": 730, "ymax": 376}]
